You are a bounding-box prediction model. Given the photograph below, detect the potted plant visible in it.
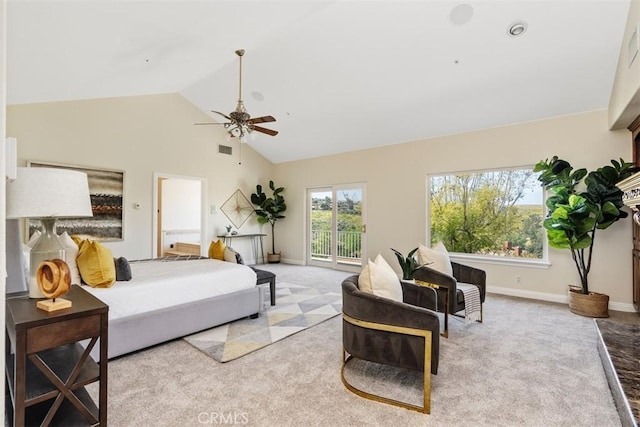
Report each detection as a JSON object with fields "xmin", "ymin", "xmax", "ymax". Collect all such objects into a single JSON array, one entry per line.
[
  {"xmin": 391, "ymin": 247, "xmax": 419, "ymax": 280},
  {"xmin": 534, "ymin": 156, "xmax": 637, "ymax": 317},
  {"xmin": 251, "ymin": 180, "xmax": 286, "ymax": 263}
]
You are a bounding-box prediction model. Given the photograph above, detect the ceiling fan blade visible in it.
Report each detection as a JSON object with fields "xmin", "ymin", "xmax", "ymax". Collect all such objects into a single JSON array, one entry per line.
[
  {"xmin": 247, "ymin": 115, "xmax": 276, "ymax": 124},
  {"xmin": 211, "ymin": 110, "xmax": 232, "ymax": 120},
  {"xmin": 251, "ymin": 125, "xmax": 279, "ymax": 136},
  {"xmin": 194, "ymin": 122, "xmax": 226, "ymax": 126}
]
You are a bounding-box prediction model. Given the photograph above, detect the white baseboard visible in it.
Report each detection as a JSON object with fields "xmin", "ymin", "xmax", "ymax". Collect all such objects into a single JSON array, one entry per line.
[
  {"xmin": 253, "ymin": 264, "xmax": 638, "ymax": 312},
  {"xmin": 488, "ymin": 285, "xmax": 636, "ymax": 313},
  {"xmin": 279, "ymin": 257, "xmax": 304, "ymax": 265},
  {"xmin": 609, "ymin": 301, "xmax": 635, "ymax": 313},
  {"xmin": 254, "ymin": 257, "xmax": 305, "ymax": 266}
]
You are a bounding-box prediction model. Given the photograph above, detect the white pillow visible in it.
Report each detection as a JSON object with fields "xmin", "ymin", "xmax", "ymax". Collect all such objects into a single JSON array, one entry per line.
[
  {"xmin": 417, "ymin": 241, "xmax": 453, "ymax": 277},
  {"xmin": 358, "ymin": 254, "xmax": 403, "ymax": 302},
  {"xmin": 58, "ymin": 232, "xmax": 81, "ymax": 285},
  {"xmin": 223, "ymin": 246, "xmax": 238, "ymax": 263}
]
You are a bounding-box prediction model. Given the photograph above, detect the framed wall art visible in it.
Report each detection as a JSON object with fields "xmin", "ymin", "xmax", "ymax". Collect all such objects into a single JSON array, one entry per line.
[
  {"xmin": 28, "ymin": 161, "xmax": 125, "ymax": 241},
  {"xmin": 220, "ymin": 189, "xmax": 254, "ymax": 229}
]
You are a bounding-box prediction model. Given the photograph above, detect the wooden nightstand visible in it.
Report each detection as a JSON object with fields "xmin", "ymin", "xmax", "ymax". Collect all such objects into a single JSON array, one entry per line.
[{"xmin": 5, "ymin": 285, "xmax": 109, "ymax": 426}]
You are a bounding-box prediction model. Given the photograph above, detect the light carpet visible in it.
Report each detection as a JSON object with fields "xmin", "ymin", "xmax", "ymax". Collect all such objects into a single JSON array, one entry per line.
[
  {"xmin": 88, "ymin": 265, "xmax": 637, "ymax": 426},
  {"xmin": 184, "ymin": 282, "xmax": 342, "ymax": 362}
]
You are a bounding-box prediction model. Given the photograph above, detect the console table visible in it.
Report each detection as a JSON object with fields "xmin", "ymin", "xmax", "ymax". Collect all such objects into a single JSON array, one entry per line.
[
  {"xmin": 5, "ymin": 285, "xmax": 109, "ymax": 426},
  {"xmin": 217, "ymin": 233, "xmax": 267, "ymax": 264}
]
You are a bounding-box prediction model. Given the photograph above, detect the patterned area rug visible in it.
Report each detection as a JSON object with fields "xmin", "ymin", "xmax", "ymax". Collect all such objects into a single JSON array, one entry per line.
[{"xmin": 184, "ymin": 282, "xmax": 342, "ymax": 362}]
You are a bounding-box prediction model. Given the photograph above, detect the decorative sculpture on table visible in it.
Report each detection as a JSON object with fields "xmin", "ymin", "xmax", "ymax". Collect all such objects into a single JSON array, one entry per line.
[{"xmin": 35, "ymin": 259, "xmax": 72, "ymax": 312}]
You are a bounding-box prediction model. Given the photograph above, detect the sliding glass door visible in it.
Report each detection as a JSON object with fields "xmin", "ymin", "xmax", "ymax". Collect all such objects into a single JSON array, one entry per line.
[{"xmin": 307, "ymin": 184, "xmax": 366, "ymax": 272}]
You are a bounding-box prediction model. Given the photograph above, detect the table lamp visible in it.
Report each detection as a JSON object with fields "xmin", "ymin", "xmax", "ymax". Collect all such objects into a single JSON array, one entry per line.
[{"xmin": 6, "ymin": 167, "xmax": 93, "ymax": 298}]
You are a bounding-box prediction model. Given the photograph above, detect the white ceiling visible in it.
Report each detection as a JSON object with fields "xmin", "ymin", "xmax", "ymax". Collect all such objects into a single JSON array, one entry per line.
[{"xmin": 6, "ymin": 0, "xmax": 631, "ymax": 163}]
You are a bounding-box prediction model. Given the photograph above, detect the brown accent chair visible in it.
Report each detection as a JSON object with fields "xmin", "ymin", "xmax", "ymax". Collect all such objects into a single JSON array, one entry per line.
[
  {"xmin": 341, "ymin": 275, "xmax": 440, "ymax": 414},
  {"xmin": 413, "ymin": 262, "xmax": 486, "ymax": 337}
]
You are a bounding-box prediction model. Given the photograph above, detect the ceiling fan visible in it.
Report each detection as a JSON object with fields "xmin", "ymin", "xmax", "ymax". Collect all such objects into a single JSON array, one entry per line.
[{"xmin": 195, "ymin": 49, "xmax": 278, "ymax": 141}]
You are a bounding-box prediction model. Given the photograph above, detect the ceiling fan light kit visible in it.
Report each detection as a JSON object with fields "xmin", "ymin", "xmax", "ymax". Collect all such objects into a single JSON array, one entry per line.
[{"xmin": 195, "ymin": 49, "xmax": 278, "ymax": 143}]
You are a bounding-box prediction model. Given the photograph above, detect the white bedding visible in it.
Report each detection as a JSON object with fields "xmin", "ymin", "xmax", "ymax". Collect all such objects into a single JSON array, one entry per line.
[{"xmin": 83, "ymin": 258, "xmax": 257, "ymax": 320}]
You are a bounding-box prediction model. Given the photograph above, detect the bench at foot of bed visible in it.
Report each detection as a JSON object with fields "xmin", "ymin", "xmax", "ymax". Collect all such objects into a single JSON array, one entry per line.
[{"xmin": 251, "ymin": 268, "xmax": 276, "ymax": 306}]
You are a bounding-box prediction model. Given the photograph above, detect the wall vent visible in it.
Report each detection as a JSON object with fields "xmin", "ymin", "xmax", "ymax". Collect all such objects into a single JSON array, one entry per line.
[{"xmin": 218, "ymin": 144, "xmax": 233, "ymax": 155}]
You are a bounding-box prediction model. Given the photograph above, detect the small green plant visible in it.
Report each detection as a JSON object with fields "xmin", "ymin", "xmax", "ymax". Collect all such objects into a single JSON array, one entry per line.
[{"xmin": 391, "ymin": 247, "xmax": 419, "ymax": 280}]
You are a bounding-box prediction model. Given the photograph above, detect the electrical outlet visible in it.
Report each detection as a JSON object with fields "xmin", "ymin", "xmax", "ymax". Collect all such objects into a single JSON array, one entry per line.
[{"xmin": 516, "ymin": 276, "xmax": 521, "ymax": 284}]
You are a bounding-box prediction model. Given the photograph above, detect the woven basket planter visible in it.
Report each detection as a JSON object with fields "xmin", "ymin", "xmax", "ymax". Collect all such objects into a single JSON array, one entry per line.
[
  {"xmin": 568, "ymin": 287, "xmax": 609, "ymax": 318},
  {"xmin": 267, "ymin": 253, "xmax": 281, "ymax": 264}
]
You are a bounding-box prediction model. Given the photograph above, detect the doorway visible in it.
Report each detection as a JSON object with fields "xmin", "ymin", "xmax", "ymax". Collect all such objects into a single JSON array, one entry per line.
[
  {"xmin": 307, "ymin": 184, "xmax": 366, "ymax": 272},
  {"xmin": 152, "ymin": 172, "xmax": 207, "ymax": 258}
]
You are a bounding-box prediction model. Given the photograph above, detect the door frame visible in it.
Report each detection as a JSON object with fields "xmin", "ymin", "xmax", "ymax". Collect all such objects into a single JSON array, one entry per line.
[
  {"xmin": 152, "ymin": 172, "xmax": 208, "ymax": 258},
  {"xmin": 306, "ymin": 183, "xmax": 367, "ymax": 272}
]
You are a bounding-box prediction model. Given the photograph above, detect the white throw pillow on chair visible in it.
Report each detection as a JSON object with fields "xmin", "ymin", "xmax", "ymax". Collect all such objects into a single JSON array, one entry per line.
[
  {"xmin": 417, "ymin": 241, "xmax": 453, "ymax": 277},
  {"xmin": 358, "ymin": 254, "xmax": 403, "ymax": 302}
]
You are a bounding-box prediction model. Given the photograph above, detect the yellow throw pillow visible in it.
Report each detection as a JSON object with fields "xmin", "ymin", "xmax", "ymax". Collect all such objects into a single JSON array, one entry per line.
[
  {"xmin": 76, "ymin": 240, "xmax": 116, "ymax": 288},
  {"xmin": 208, "ymin": 240, "xmax": 226, "ymax": 260}
]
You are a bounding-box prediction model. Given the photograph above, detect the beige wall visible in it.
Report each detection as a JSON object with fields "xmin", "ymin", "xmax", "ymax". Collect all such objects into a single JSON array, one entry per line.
[
  {"xmin": 609, "ymin": 0, "xmax": 640, "ymax": 128},
  {"xmin": 274, "ymin": 110, "xmax": 634, "ymax": 308},
  {"xmin": 7, "ymin": 93, "xmax": 274, "ymax": 261},
  {"xmin": 7, "ymin": 95, "xmax": 635, "ymax": 308}
]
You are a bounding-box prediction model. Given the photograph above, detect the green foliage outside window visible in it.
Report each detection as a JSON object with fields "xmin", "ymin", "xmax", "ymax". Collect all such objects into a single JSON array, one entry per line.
[
  {"xmin": 429, "ymin": 169, "xmax": 544, "ymax": 259},
  {"xmin": 310, "ymin": 192, "xmax": 362, "ymax": 260}
]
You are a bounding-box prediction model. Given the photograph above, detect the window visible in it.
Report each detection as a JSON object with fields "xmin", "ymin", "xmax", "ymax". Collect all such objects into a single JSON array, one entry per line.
[
  {"xmin": 307, "ymin": 184, "xmax": 366, "ymax": 272},
  {"xmin": 428, "ymin": 167, "xmax": 544, "ymax": 261}
]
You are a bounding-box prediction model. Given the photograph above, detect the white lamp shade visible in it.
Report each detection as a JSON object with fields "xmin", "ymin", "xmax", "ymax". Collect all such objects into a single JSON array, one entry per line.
[{"xmin": 6, "ymin": 167, "xmax": 93, "ymax": 219}]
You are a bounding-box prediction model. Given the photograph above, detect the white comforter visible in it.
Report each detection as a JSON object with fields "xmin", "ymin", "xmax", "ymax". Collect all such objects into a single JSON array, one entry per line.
[{"xmin": 83, "ymin": 258, "xmax": 257, "ymax": 320}]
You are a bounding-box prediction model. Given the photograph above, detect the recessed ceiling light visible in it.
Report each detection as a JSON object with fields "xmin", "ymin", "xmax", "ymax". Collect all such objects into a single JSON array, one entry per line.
[
  {"xmin": 450, "ymin": 4, "xmax": 474, "ymax": 26},
  {"xmin": 508, "ymin": 21, "xmax": 528, "ymax": 37}
]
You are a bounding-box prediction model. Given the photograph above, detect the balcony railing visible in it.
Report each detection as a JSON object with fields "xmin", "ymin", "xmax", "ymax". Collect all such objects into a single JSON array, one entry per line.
[{"xmin": 311, "ymin": 229, "xmax": 362, "ymax": 265}]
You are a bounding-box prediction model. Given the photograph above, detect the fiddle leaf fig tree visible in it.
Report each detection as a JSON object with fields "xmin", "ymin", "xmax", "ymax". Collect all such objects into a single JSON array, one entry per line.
[
  {"xmin": 251, "ymin": 180, "xmax": 286, "ymax": 255},
  {"xmin": 534, "ymin": 156, "xmax": 637, "ymax": 295}
]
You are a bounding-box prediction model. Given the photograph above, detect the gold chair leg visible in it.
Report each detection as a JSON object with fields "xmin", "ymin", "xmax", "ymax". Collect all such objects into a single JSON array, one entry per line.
[
  {"xmin": 341, "ymin": 314, "xmax": 433, "ymax": 413},
  {"xmin": 341, "ymin": 348, "xmax": 431, "ymax": 414},
  {"xmin": 443, "ymin": 290, "xmax": 449, "ymax": 338},
  {"xmin": 442, "ymin": 304, "xmax": 449, "ymax": 338}
]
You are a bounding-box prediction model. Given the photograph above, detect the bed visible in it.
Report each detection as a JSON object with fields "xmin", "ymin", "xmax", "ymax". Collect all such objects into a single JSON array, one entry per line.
[{"xmin": 82, "ymin": 256, "xmax": 260, "ymax": 359}]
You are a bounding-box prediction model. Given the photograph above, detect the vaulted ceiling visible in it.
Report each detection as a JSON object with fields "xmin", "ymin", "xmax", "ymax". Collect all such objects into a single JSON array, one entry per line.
[{"xmin": 6, "ymin": 1, "xmax": 631, "ymax": 163}]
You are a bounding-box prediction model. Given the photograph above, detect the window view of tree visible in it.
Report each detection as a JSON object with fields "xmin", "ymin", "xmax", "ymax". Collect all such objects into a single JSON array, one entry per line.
[
  {"xmin": 429, "ymin": 168, "xmax": 544, "ymax": 259},
  {"xmin": 310, "ymin": 190, "xmax": 363, "ymax": 262}
]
